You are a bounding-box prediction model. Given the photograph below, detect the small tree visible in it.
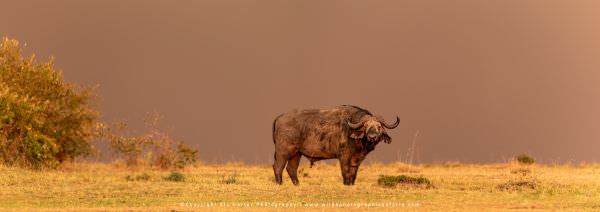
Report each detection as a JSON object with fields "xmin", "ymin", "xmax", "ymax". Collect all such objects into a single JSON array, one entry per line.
[
  {"xmin": 0, "ymin": 38, "xmax": 99, "ymax": 168},
  {"xmin": 103, "ymin": 122, "xmax": 153, "ymax": 167}
]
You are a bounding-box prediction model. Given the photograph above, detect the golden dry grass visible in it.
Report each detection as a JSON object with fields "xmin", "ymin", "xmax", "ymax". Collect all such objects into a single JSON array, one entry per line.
[{"xmin": 1, "ymin": 161, "xmax": 600, "ymax": 211}]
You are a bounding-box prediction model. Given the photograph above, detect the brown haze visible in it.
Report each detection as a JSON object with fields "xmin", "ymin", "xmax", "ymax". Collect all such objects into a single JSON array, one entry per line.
[{"xmin": 2, "ymin": 1, "xmax": 600, "ymax": 164}]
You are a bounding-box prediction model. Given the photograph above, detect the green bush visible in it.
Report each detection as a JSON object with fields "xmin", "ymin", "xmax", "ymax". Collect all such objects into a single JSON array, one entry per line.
[
  {"xmin": 377, "ymin": 175, "xmax": 433, "ymax": 188},
  {"xmin": 515, "ymin": 154, "xmax": 535, "ymax": 165},
  {"xmin": 0, "ymin": 38, "xmax": 98, "ymax": 169},
  {"xmin": 164, "ymin": 172, "xmax": 185, "ymax": 182}
]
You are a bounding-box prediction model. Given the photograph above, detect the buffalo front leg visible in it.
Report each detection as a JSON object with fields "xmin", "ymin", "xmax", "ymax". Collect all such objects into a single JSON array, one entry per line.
[
  {"xmin": 339, "ymin": 156, "xmax": 352, "ymax": 185},
  {"xmin": 273, "ymin": 152, "xmax": 289, "ymax": 185},
  {"xmin": 286, "ymin": 153, "xmax": 301, "ymax": 185},
  {"xmin": 349, "ymin": 165, "xmax": 361, "ymax": 185},
  {"xmin": 349, "ymin": 156, "xmax": 365, "ymax": 185}
]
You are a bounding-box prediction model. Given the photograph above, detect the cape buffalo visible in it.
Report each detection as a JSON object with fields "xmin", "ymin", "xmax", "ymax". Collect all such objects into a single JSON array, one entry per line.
[{"xmin": 272, "ymin": 105, "xmax": 400, "ymax": 185}]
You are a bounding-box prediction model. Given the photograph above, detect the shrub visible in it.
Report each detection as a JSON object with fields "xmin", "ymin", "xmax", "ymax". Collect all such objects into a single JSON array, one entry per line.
[
  {"xmin": 164, "ymin": 172, "xmax": 185, "ymax": 182},
  {"xmin": 377, "ymin": 175, "xmax": 433, "ymax": 188},
  {"xmin": 103, "ymin": 112, "xmax": 198, "ymax": 170},
  {"xmin": 103, "ymin": 122, "xmax": 153, "ymax": 168},
  {"xmin": 220, "ymin": 173, "xmax": 239, "ymax": 184},
  {"xmin": 515, "ymin": 154, "xmax": 535, "ymax": 165},
  {"xmin": 0, "ymin": 38, "xmax": 99, "ymax": 169}
]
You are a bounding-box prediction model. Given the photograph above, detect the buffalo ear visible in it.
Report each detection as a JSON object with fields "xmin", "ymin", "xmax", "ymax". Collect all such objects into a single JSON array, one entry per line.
[
  {"xmin": 381, "ymin": 132, "xmax": 392, "ymax": 144},
  {"xmin": 350, "ymin": 130, "xmax": 364, "ymax": 139}
]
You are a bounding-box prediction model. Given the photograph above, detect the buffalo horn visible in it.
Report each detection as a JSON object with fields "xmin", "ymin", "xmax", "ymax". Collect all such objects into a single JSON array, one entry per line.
[
  {"xmin": 379, "ymin": 116, "xmax": 400, "ymax": 129},
  {"xmin": 347, "ymin": 119, "xmax": 363, "ymax": 129}
]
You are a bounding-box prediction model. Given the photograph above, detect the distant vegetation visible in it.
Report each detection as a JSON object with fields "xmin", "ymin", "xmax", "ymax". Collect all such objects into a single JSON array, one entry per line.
[
  {"xmin": 101, "ymin": 112, "xmax": 198, "ymax": 170},
  {"xmin": 515, "ymin": 154, "xmax": 536, "ymax": 165},
  {"xmin": 0, "ymin": 37, "xmax": 197, "ymax": 170}
]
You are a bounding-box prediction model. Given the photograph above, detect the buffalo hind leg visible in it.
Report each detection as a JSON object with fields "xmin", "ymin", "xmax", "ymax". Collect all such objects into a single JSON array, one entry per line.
[
  {"xmin": 286, "ymin": 153, "xmax": 301, "ymax": 185},
  {"xmin": 273, "ymin": 153, "xmax": 288, "ymax": 185}
]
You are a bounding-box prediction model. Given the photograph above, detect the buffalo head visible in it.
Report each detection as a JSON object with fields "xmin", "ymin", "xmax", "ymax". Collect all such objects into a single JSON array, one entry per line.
[{"xmin": 347, "ymin": 115, "xmax": 399, "ymax": 143}]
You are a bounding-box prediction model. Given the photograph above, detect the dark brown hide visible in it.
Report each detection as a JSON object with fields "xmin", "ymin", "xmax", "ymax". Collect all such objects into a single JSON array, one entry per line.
[{"xmin": 272, "ymin": 105, "xmax": 399, "ymax": 185}]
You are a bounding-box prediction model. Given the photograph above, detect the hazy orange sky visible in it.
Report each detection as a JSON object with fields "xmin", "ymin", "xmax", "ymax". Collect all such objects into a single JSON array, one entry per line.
[{"xmin": 2, "ymin": 1, "xmax": 600, "ymax": 164}]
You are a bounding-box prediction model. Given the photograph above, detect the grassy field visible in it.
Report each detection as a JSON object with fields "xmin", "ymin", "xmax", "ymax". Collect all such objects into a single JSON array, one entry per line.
[{"xmin": 1, "ymin": 161, "xmax": 600, "ymax": 211}]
